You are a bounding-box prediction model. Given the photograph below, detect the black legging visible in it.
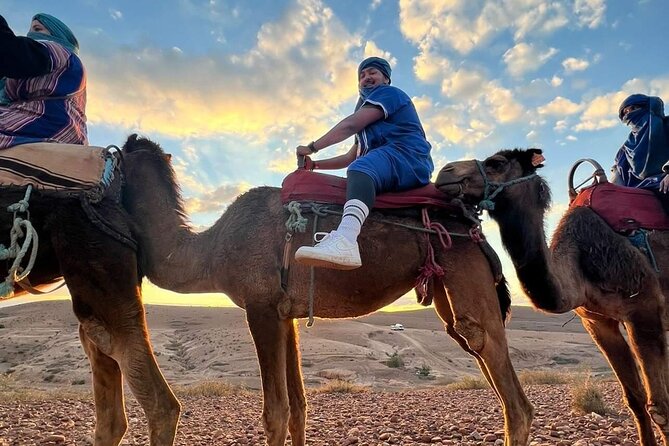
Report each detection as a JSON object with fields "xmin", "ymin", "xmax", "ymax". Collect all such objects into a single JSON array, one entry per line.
[{"xmin": 346, "ymin": 170, "xmax": 376, "ymax": 210}]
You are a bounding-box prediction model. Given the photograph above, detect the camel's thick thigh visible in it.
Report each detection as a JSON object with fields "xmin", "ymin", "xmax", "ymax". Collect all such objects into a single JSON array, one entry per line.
[
  {"xmin": 246, "ymin": 304, "xmax": 291, "ymax": 446},
  {"xmin": 285, "ymin": 319, "xmax": 307, "ymax": 446},
  {"xmin": 79, "ymin": 324, "xmax": 127, "ymax": 446},
  {"xmin": 579, "ymin": 314, "xmax": 658, "ymax": 446}
]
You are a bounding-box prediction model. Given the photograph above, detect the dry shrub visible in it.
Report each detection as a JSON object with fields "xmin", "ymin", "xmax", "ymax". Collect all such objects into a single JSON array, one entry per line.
[
  {"xmin": 175, "ymin": 380, "xmax": 248, "ymax": 397},
  {"xmin": 384, "ymin": 351, "xmax": 404, "ymax": 368},
  {"xmin": 445, "ymin": 375, "xmax": 489, "ymax": 390},
  {"xmin": 571, "ymin": 377, "xmax": 608, "ymax": 415},
  {"xmin": 313, "ymin": 379, "xmax": 368, "ymax": 394},
  {"xmin": 518, "ymin": 370, "xmax": 571, "ymax": 386}
]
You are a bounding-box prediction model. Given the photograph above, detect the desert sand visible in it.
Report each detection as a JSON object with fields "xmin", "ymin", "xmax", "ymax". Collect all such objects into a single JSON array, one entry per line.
[
  {"xmin": 0, "ymin": 300, "xmax": 608, "ymax": 389},
  {"xmin": 0, "ymin": 300, "xmax": 647, "ymax": 445}
]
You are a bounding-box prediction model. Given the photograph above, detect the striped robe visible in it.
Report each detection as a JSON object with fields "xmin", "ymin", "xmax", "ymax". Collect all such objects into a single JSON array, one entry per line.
[{"xmin": 0, "ymin": 41, "xmax": 87, "ymax": 149}]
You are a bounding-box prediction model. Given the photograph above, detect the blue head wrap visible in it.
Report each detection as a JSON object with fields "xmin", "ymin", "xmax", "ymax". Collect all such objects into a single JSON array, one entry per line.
[
  {"xmin": 27, "ymin": 13, "xmax": 79, "ymax": 54},
  {"xmin": 613, "ymin": 94, "xmax": 669, "ymax": 188},
  {"xmin": 355, "ymin": 57, "xmax": 392, "ymax": 111},
  {"xmin": 358, "ymin": 57, "xmax": 392, "ymax": 84}
]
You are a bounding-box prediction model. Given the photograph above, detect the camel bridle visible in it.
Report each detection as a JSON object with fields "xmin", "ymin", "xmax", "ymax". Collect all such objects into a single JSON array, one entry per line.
[{"xmin": 475, "ymin": 159, "xmax": 538, "ymax": 212}]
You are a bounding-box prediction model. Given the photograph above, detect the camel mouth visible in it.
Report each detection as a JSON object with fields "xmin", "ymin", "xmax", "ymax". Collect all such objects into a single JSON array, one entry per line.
[{"xmin": 436, "ymin": 180, "xmax": 465, "ymax": 198}]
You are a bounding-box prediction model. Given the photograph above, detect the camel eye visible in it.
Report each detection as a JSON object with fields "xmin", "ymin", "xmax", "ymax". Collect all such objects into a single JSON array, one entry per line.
[{"xmin": 485, "ymin": 158, "xmax": 506, "ymax": 171}]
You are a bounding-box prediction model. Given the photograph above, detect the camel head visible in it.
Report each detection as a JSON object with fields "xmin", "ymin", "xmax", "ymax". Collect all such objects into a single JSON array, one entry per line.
[{"xmin": 435, "ymin": 148, "xmax": 551, "ymax": 215}]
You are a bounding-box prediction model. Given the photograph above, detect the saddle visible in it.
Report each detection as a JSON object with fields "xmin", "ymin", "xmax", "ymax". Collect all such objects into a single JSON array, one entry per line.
[
  {"xmin": 280, "ymin": 169, "xmax": 502, "ymax": 309},
  {"xmin": 0, "ymin": 142, "xmax": 135, "ymax": 252},
  {"xmin": 281, "ymin": 169, "xmax": 459, "ymax": 211},
  {"xmin": 571, "ymin": 182, "xmax": 669, "ymax": 232},
  {"xmin": 0, "ymin": 142, "xmax": 118, "ymax": 201}
]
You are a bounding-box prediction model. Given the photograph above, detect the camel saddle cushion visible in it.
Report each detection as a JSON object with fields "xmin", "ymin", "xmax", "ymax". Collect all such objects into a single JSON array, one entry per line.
[
  {"xmin": 0, "ymin": 142, "xmax": 118, "ymax": 197},
  {"xmin": 281, "ymin": 169, "xmax": 458, "ymax": 210},
  {"xmin": 571, "ymin": 182, "xmax": 669, "ymax": 231}
]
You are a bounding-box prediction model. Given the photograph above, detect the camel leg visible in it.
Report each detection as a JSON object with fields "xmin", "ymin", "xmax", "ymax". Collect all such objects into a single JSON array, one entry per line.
[
  {"xmin": 74, "ymin": 297, "xmax": 181, "ymax": 446},
  {"xmin": 433, "ymin": 285, "xmax": 502, "ymax": 402},
  {"xmin": 285, "ymin": 319, "xmax": 307, "ymax": 446},
  {"xmin": 435, "ymin": 277, "xmax": 533, "ymax": 446},
  {"xmin": 579, "ymin": 313, "xmax": 658, "ymax": 446},
  {"xmin": 78, "ymin": 325, "xmax": 127, "ymax": 446},
  {"xmin": 246, "ymin": 303, "xmax": 291, "ymax": 446},
  {"xmin": 623, "ymin": 308, "xmax": 669, "ymax": 444},
  {"xmin": 115, "ymin": 321, "xmax": 181, "ymax": 445}
]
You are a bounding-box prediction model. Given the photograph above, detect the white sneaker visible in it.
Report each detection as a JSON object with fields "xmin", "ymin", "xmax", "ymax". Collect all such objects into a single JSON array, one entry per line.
[{"xmin": 295, "ymin": 231, "xmax": 362, "ymax": 270}]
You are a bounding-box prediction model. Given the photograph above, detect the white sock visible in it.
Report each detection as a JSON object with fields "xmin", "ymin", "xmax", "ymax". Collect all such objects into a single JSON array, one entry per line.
[{"xmin": 336, "ymin": 199, "xmax": 369, "ymax": 243}]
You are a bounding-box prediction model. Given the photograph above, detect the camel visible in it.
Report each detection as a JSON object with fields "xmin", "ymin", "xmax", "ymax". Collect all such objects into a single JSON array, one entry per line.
[
  {"xmin": 435, "ymin": 148, "xmax": 669, "ymax": 446},
  {"xmin": 0, "ymin": 184, "xmax": 180, "ymax": 445},
  {"xmin": 119, "ymin": 135, "xmax": 534, "ymax": 446}
]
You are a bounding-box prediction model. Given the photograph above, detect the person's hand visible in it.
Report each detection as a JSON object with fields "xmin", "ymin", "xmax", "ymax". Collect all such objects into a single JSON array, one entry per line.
[
  {"xmin": 296, "ymin": 145, "xmax": 312, "ymax": 156},
  {"xmin": 303, "ymin": 156, "xmax": 315, "ymax": 171},
  {"xmin": 660, "ymin": 175, "xmax": 669, "ymax": 193}
]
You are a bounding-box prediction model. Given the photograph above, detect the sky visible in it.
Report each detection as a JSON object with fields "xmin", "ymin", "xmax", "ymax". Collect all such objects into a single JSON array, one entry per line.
[{"xmin": 2, "ymin": 0, "xmax": 669, "ymax": 311}]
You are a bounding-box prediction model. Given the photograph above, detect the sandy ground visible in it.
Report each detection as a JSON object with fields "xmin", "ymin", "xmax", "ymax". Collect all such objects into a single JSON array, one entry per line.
[
  {"xmin": 0, "ymin": 300, "xmax": 644, "ymax": 445},
  {"xmin": 0, "ymin": 301, "xmax": 609, "ymax": 391}
]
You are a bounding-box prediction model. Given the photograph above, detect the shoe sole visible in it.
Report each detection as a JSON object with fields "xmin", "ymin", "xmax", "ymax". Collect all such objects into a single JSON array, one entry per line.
[{"xmin": 295, "ymin": 256, "xmax": 361, "ymax": 270}]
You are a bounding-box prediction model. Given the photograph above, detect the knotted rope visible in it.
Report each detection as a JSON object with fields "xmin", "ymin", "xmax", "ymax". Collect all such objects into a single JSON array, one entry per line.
[
  {"xmin": 0, "ymin": 186, "xmax": 39, "ymax": 298},
  {"xmin": 414, "ymin": 208, "xmax": 452, "ymax": 303}
]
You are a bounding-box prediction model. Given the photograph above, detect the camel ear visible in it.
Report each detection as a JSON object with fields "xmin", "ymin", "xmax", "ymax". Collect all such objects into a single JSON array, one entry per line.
[
  {"xmin": 164, "ymin": 153, "xmax": 172, "ymax": 162},
  {"xmin": 528, "ymin": 148, "xmax": 545, "ymax": 168}
]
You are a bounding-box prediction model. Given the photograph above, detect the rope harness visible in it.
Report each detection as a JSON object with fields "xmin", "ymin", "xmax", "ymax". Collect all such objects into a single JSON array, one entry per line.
[
  {"xmin": 0, "ymin": 186, "xmax": 42, "ymax": 298},
  {"xmin": 475, "ymin": 160, "xmax": 538, "ymax": 211},
  {"xmin": 283, "ymin": 201, "xmax": 482, "ymax": 326}
]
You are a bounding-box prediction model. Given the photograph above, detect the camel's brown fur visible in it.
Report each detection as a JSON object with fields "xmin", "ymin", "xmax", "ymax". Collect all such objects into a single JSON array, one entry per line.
[
  {"xmin": 0, "ymin": 188, "xmax": 180, "ymax": 445},
  {"xmin": 120, "ymin": 135, "xmax": 533, "ymax": 446},
  {"xmin": 437, "ymin": 149, "xmax": 669, "ymax": 446}
]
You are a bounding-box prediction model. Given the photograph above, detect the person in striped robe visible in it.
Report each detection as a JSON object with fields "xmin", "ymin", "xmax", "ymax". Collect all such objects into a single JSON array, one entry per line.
[{"xmin": 0, "ymin": 13, "xmax": 87, "ymax": 149}]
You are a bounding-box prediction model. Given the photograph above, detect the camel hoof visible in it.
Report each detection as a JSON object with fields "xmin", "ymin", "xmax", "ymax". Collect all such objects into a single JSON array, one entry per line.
[{"xmin": 648, "ymin": 405, "xmax": 668, "ymax": 426}]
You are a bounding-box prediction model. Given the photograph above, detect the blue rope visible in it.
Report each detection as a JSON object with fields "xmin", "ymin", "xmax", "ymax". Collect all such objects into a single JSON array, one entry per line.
[{"xmin": 475, "ymin": 160, "xmax": 538, "ymax": 211}]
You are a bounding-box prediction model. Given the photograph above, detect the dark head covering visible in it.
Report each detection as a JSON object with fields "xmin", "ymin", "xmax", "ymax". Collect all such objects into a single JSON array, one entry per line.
[
  {"xmin": 613, "ymin": 93, "xmax": 669, "ymax": 189},
  {"xmin": 618, "ymin": 93, "xmax": 664, "ymax": 123},
  {"xmin": 27, "ymin": 13, "xmax": 79, "ymax": 54},
  {"xmin": 358, "ymin": 57, "xmax": 391, "ymax": 84}
]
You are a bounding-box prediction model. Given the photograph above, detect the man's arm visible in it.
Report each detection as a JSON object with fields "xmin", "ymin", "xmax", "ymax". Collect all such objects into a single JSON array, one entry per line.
[{"xmin": 0, "ymin": 15, "xmax": 51, "ymax": 79}]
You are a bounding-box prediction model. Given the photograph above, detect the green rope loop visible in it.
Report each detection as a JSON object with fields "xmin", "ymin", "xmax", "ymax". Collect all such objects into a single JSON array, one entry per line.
[
  {"xmin": 1, "ymin": 186, "xmax": 39, "ymax": 299},
  {"xmin": 285, "ymin": 201, "xmax": 308, "ymax": 233}
]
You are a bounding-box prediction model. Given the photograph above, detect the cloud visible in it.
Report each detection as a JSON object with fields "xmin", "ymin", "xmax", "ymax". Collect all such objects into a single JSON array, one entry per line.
[
  {"xmin": 537, "ymin": 96, "xmax": 583, "ymax": 116},
  {"xmin": 562, "ymin": 57, "xmax": 590, "ymax": 73},
  {"xmin": 398, "ymin": 0, "xmax": 602, "ymax": 55},
  {"xmin": 550, "ymin": 76, "xmax": 563, "ymax": 87},
  {"xmin": 574, "ymin": 91, "xmax": 627, "ymax": 131},
  {"xmin": 503, "ymin": 42, "xmax": 559, "ymax": 77},
  {"xmin": 85, "ymin": 0, "xmax": 363, "ymax": 145},
  {"xmin": 413, "ymin": 49, "xmax": 451, "ymax": 84},
  {"xmin": 109, "ymin": 9, "xmax": 122, "ymax": 20},
  {"xmin": 184, "ymin": 182, "xmax": 253, "ymax": 214},
  {"xmin": 574, "ymin": 0, "xmax": 606, "ymax": 28}
]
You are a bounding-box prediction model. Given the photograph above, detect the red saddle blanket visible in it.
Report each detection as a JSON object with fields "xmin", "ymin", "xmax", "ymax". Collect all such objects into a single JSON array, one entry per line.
[
  {"xmin": 570, "ymin": 182, "xmax": 669, "ymax": 231},
  {"xmin": 281, "ymin": 169, "xmax": 457, "ymax": 210}
]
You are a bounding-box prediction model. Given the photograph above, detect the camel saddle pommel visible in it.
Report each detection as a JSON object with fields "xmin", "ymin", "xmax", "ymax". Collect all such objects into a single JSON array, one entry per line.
[
  {"xmin": 281, "ymin": 170, "xmax": 459, "ymax": 211},
  {"xmin": 0, "ymin": 142, "xmax": 119, "ymax": 202},
  {"xmin": 571, "ymin": 182, "xmax": 669, "ymax": 232}
]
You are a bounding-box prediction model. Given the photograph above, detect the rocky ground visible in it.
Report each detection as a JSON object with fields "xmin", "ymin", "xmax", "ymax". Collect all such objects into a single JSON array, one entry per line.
[{"xmin": 0, "ymin": 381, "xmax": 655, "ymax": 446}]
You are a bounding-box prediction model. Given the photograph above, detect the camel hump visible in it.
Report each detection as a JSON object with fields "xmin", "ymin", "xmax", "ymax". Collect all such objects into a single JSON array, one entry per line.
[{"xmin": 281, "ymin": 169, "xmax": 460, "ymax": 211}]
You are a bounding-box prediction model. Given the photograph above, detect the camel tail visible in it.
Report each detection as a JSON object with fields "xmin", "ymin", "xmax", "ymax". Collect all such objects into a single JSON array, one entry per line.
[{"xmin": 496, "ymin": 275, "xmax": 512, "ymax": 325}]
